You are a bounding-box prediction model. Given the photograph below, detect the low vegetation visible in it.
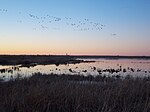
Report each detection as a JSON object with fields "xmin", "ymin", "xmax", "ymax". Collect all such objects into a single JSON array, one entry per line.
[
  {"xmin": 0, "ymin": 55, "xmax": 83, "ymax": 66},
  {"xmin": 0, "ymin": 73, "xmax": 150, "ymax": 112}
]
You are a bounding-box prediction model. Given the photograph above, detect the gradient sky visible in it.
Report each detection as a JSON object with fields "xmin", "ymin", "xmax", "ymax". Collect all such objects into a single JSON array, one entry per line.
[{"xmin": 0, "ymin": 0, "xmax": 150, "ymax": 56}]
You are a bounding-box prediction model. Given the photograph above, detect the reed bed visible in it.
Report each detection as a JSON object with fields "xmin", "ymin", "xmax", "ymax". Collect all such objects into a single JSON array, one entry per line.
[{"xmin": 0, "ymin": 73, "xmax": 150, "ymax": 112}]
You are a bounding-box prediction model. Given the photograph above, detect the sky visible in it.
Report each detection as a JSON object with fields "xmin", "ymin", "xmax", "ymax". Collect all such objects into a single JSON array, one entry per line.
[{"xmin": 0, "ymin": 0, "xmax": 150, "ymax": 56}]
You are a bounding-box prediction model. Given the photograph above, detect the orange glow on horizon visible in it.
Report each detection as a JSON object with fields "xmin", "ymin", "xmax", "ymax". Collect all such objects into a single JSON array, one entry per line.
[{"xmin": 0, "ymin": 49, "xmax": 150, "ymax": 56}]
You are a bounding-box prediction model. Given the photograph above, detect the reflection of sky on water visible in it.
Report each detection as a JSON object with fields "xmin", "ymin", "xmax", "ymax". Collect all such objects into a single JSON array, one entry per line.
[{"xmin": 1, "ymin": 59, "xmax": 150, "ymax": 80}]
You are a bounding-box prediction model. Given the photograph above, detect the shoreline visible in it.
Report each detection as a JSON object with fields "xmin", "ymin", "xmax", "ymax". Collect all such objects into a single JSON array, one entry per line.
[
  {"xmin": 0, "ymin": 54, "xmax": 150, "ymax": 66},
  {"xmin": 0, "ymin": 55, "xmax": 84, "ymax": 66}
]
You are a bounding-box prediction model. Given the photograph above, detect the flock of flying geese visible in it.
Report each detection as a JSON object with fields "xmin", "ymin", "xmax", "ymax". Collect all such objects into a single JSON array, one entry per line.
[
  {"xmin": 0, "ymin": 8, "xmax": 117, "ymax": 35},
  {"xmin": 28, "ymin": 13, "xmax": 105, "ymax": 31}
]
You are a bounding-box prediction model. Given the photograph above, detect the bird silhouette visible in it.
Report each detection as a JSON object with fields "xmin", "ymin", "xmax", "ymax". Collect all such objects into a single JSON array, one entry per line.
[
  {"xmin": 0, "ymin": 9, "xmax": 7, "ymax": 12},
  {"xmin": 111, "ymin": 33, "xmax": 117, "ymax": 36}
]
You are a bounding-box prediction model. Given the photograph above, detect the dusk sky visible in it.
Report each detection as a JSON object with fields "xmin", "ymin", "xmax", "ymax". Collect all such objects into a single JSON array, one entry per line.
[{"xmin": 0, "ymin": 0, "xmax": 150, "ymax": 56}]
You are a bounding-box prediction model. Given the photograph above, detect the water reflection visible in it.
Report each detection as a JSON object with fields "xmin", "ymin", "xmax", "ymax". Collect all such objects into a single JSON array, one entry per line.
[{"xmin": 1, "ymin": 58, "xmax": 150, "ymax": 80}]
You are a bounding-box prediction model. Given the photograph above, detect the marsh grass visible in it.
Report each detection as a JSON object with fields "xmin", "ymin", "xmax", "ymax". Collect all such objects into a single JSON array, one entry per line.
[{"xmin": 0, "ymin": 73, "xmax": 150, "ymax": 112}]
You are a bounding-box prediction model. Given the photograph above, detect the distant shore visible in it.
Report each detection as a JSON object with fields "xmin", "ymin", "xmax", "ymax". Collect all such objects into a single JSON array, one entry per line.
[
  {"xmin": 0, "ymin": 55, "xmax": 84, "ymax": 67},
  {"xmin": 72, "ymin": 55, "xmax": 150, "ymax": 59},
  {"xmin": 0, "ymin": 55, "xmax": 150, "ymax": 66}
]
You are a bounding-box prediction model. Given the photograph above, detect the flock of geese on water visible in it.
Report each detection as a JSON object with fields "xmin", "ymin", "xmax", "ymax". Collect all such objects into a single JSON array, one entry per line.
[
  {"xmin": 0, "ymin": 64, "xmax": 150, "ymax": 78},
  {"xmin": 0, "ymin": 8, "xmax": 117, "ymax": 35}
]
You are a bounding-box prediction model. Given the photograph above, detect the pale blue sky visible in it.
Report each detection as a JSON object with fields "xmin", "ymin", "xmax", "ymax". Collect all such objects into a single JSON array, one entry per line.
[{"xmin": 0, "ymin": 0, "xmax": 150, "ymax": 55}]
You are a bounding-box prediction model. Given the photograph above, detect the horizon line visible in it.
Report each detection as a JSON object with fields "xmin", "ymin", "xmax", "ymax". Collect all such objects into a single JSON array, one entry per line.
[{"xmin": 0, "ymin": 54, "xmax": 150, "ymax": 57}]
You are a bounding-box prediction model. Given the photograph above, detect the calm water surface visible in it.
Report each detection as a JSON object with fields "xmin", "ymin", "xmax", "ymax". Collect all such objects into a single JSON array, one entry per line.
[{"xmin": 0, "ymin": 58, "xmax": 150, "ymax": 80}]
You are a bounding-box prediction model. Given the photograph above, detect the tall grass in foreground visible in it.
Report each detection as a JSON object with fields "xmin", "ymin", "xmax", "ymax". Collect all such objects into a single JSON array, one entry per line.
[{"xmin": 0, "ymin": 73, "xmax": 150, "ymax": 112}]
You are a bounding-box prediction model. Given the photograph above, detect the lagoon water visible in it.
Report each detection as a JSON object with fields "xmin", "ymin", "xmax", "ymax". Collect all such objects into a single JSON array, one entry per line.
[{"xmin": 0, "ymin": 58, "xmax": 150, "ymax": 80}]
